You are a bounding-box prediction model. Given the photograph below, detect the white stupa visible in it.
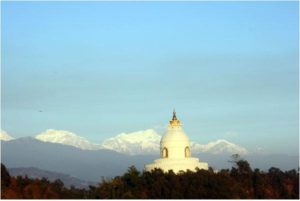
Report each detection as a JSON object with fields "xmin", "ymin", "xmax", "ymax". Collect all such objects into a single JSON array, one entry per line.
[{"xmin": 145, "ymin": 110, "xmax": 208, "ymax": 173}]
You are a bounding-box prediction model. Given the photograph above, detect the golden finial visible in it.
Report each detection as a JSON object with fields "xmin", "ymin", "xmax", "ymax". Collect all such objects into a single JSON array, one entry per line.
[{"xmin": 170, "ymin": 109, "xmax": 181, "ymax": 126}]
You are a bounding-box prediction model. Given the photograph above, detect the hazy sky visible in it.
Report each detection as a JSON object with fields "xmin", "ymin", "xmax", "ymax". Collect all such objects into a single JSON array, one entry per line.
[{"xmin": 2, "ymin": 2, "xmax": 299, "ymax": 155}]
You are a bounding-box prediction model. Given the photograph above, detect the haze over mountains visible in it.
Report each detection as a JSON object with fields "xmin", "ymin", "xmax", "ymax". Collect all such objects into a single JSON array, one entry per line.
[{"xmin": 1, "ymin": 129, "xmax": 298, "ymax": 185}]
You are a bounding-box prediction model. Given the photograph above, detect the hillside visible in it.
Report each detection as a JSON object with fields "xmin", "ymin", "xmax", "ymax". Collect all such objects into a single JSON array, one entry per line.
[{"xmin": 8, "ymin": 167, "xmax": 95, "ymax": 189}]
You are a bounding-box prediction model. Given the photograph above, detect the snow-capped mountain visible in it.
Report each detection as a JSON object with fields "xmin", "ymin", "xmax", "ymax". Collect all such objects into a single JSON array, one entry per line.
[
  {"xmin": 33, "ymin": 129, "xmax": 247, "ymax": 155},
  {"xmin": 35, "ymin": 129, "xmax": 101, "ymax": 150},
  {"xmin": 102, "ymin": 129, "xmax": 161, "ymax": 155},
  {"xmin": 101, "ymin": 130, "xmax": 248, "ymax": 155},
  {"xmin": 0, "ymin": 130, "xmax": 14, "ymax": 141},
  {"xmin": 191, "ymin": 139, "xmax": 248, "ymax": 155}
]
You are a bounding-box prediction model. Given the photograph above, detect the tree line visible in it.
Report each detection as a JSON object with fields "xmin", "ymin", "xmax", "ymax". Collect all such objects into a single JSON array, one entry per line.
[{"xmin": 1, "ymin": 156, "xmax": 299, "ymax": 199}]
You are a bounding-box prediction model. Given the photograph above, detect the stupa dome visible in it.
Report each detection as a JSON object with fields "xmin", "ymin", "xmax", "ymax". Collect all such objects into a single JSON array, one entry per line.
[{"xmin": 160, "ymin": 110, "xmax": 190, "ymax": 159}]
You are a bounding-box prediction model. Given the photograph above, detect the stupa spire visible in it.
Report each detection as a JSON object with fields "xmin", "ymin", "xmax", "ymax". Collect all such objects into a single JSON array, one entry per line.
[
  {"xmin": 172, "ymin": 109, "xmax": 177, "ymax": 120},
  {"xmin": 170, "ymin": 109, "xmax": 181, "ymax": 126}
]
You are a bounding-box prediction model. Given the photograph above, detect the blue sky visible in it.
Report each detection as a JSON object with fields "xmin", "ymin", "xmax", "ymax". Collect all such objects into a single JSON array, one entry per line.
[{"xmin": 1, "ymin": 2, "xmax": 299, "ymax": 155}]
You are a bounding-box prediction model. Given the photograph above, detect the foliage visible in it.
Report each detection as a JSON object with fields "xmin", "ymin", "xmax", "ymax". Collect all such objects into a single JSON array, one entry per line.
[
  {"xmin": 1, "ymin": 159, "xmax": 299, "ymax": 199},
  {"xmin": 1, "ymin": 163, "xmax": 11, "ymax": 190}
]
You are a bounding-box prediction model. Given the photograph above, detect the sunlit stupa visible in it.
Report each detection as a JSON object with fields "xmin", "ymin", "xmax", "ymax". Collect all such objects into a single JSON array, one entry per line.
[{"xmin": 145, "ymin": 110, "xmax": 208, "ymax": 173}]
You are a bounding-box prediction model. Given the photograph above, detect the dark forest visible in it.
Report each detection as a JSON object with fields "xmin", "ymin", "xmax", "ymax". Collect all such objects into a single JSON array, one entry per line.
[{"xmin": 1, "ymin": 157, "xmax": 299, "ymax": 199}]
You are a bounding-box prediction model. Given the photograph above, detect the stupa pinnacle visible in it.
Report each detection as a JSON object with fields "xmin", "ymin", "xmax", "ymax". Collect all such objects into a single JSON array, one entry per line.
[
  {"xmin": 145, "ymin": 111, "xmax": 208, "ymax": 173},
  {"xmin": 170, "ymin": 109, "xmax": 181, "ymax": 127}
]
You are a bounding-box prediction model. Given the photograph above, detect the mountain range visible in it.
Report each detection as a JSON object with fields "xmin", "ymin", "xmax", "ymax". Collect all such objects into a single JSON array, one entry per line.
[
  {"xmin": 1, "ymin": 129, "xmax": 248, "ymax": 155},
  {"xmin": 1, "ymin": 129, "xmax": 298, "ymax": 186},
  {"xmin": 1, "ymin": 137, "xmax": 156, "ymax": 182}
]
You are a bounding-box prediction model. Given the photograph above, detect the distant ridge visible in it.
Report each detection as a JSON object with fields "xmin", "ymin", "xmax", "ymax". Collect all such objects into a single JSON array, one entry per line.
[{"xmin": 8, "ymin": 167, "xmax": 95, "ymax": 189}]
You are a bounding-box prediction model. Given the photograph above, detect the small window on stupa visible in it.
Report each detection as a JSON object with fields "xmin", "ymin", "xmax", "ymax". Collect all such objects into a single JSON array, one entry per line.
[
  {"xmin": 162, "ymin": 147, "xmax": 168, "ymax": 158},
  {"xmin": 185, "ymin": 146, "xmax": 191, "ymax": 158}
]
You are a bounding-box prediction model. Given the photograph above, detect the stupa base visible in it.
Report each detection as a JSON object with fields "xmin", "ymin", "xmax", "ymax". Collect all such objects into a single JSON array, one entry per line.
[{"xmin": 145, "ymin": 157, "xmax": 208, "ymax": 173}]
